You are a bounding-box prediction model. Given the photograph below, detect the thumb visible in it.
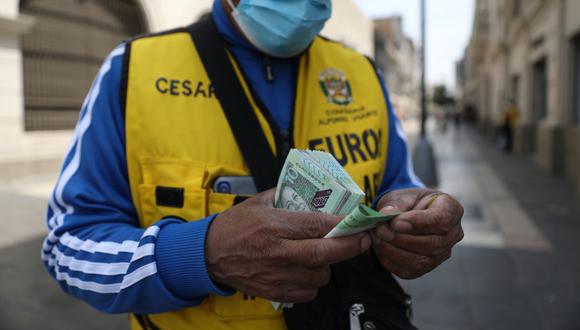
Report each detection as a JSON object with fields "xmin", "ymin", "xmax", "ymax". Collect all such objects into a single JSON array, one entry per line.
[
  {"xmin": 376, "ymin": 188, "xmax": 431, "ymax": 213},
  {"xmin": 378, "ymin": 204, "xmax": 399, "ymax": 215}
]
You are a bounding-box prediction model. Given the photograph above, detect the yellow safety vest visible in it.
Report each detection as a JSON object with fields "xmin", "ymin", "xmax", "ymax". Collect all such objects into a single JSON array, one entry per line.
[{"xmin": 124, "ymin": 27, "xmax": 389, "ymax": 330}]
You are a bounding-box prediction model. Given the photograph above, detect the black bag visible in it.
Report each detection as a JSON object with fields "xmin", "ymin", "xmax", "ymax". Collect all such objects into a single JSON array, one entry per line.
[
  {"xmin": 188, "ymin": 16, "xmax": 417, "ymax": 330},
  {"xmin": 284, "ymin": 252, "xmax": 416, "ymax": 330}
]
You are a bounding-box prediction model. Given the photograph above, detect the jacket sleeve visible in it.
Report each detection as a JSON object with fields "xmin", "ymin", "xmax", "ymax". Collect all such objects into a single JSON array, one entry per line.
[
  {"xmin": 42, "ymin": 44, "xmax": 232, "ymax": 314},
  {"xmin": 372, "ymin": 68, "xmax": 425, "ymax": 208}
]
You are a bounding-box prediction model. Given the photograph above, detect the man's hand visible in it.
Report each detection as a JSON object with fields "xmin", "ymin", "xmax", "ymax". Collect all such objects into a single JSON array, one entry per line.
[
  {"xmin": 373, "ymin": 188, "xmax": 464, "ymax": 279},
  {"xmin": 206, "ymin": 188, "xmax": 371, "ymax": 303}
]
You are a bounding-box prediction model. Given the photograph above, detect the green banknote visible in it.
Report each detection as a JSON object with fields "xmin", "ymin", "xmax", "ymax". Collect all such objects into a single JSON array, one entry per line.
[
  {"xmin": 324, "ymin": 204, "xmax": 401, "ymax": 238},
  {"xmin": 275, "ymin": 149, "xmax": 354, "ymax": 215}
]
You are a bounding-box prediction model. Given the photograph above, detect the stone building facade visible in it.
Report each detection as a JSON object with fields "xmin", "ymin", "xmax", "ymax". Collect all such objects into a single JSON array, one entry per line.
[
  {"xmin": 459, "ymin": 0, "xmax": 580, "ymax": 191},
  {"xmin": 0, "ymin": 0, "xmax": 372, "ymax": 143},
  {"xmin": 374, "ymin": 16, "xmax": 420, "ymax": 120}
]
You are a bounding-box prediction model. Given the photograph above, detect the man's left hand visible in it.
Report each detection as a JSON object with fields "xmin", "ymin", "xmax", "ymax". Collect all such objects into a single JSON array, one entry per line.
[{"xmin": 373, "ymin": 188, "xmax": 464, "ymax": 279}]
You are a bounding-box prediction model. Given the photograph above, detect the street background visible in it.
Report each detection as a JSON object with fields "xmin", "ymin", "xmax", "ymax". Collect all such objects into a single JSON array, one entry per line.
[{"xmin": 1, "ymin": 0, "xmax": 580, "ymax": 329}]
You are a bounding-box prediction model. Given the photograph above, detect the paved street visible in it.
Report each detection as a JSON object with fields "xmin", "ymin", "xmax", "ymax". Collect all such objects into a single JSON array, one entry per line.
[
  {"xmin": 0, "ymin": 123, "xmax": 579, "ymax": 329},
  {"xmin": 401, "ymin": 124, "xmax": 580, "ymax": 330}
]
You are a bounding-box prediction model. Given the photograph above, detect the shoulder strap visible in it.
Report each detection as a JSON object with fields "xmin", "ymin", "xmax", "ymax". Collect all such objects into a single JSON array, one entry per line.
[{"xmin": 186, "ymin": 17, "xmax": 280, "ymax": 192}]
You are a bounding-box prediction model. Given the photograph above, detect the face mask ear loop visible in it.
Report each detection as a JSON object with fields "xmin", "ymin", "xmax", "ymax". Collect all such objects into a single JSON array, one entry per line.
[{"xmin": 226, "ymin": 0, "xmax": 237, "ymax": 11}]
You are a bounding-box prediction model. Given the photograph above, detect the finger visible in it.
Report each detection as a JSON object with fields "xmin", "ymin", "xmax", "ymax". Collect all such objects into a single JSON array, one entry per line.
[
  {"xmin": 276, "ymin": 210, "xmax": 343, "ymax": 239},
  {"xmin": 376, "ymin": 188, "xmax": 433, "ymax": 212},
  {"xmin": 374, "ymin": 224, "xmax": 395, "ymax": 242},
  {"xmin": 285, "ymin": 233, "xmax": 371, "ymax": 267},
  {"xmin": 388, "ymin": 225, "xmax": 463, "ymax": 257},
  {"xmin": 268, "ymin": 288, "xmax": 319, "ymax": 304},
  {"xmin": 371, "ymin": 233, "xmax": 450, "ymax": 279},
  {"xmin": 252, "ymin": 188, "xmax": 278, "ymax": 208},
  {"xmin": 378, "ymin": 204, "xmax": 399, "ymax": 215},
  {"xmin": 266, "ymin": 266, "xmax": 331, "ymax": 290},
  {"xmin": 390, "ymin": 196, "xmax": 464, "ymax": 235}
]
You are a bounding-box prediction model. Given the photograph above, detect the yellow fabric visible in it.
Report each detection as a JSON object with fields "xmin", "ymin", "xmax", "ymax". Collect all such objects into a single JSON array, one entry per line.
[{"xmin": 125, "ymin": 30, "xmax": 388, "ymax": 330}]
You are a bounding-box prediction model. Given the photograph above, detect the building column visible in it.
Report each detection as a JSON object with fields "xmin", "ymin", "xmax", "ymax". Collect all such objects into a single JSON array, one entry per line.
[{"xmin": 0, "ymin": 14, "xmax": 34, "ymax": 135}]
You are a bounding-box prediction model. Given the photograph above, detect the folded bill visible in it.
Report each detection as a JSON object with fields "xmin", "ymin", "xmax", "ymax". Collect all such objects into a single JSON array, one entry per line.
[{"xmin": 324, "ymin": 204, "xmax": 401, "ymax": 238}]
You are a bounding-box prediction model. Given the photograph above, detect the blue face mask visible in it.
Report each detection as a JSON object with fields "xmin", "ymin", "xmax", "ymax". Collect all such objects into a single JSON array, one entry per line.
[{"xmin": 226, "ymin": 0, "xmax": 332, "ymax": 58}]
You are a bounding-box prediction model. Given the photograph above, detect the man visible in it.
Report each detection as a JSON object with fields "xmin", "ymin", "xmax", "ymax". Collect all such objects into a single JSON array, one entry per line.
[{"xmin": 42, "ymin": 0, "xmax": 464, "ymax": 329}]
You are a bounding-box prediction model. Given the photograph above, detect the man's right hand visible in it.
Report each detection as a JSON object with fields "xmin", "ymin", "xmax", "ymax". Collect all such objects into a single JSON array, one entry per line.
[{"xmin": 205, "ymin": 188, "xmax": 371, "ymax": 303}]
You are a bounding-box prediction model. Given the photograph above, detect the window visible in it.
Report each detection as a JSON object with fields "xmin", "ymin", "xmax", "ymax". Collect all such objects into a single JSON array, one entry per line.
[
  {"xmin": 573, "ymin": 37, "xmax": 580, "ymax": 123},
  {"xmin": 532, "ymin": 58, "xmax": 548, "ymax": 123},
  {"xmin": 21, "ymin": 0, "xmax": 146, "ymax": 130}
]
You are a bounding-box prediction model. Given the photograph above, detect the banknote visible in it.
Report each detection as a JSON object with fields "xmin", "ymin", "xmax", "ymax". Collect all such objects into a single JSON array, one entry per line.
[
  {"xmin": 272, "ymin": 149, "xmax": 399, "ymax": 310},
  {"xmin": 324, "ymin": 204, "xmax": 401, "ymax": 238},
  {"xmin": 274, "ymin": 149, "xmax": 354, "ymax": 215}
]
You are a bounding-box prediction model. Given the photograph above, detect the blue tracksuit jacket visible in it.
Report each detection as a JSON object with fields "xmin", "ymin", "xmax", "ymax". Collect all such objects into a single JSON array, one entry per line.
[{"xmin": 42, "ymin": 0, "xmax": 423, "ymax": 314}]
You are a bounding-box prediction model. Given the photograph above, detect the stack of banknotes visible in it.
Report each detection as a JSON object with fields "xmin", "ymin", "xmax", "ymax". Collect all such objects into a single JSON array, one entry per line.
[{"xmin": 271, "ymin": 149, "xmax": 401, "ymax": 309}]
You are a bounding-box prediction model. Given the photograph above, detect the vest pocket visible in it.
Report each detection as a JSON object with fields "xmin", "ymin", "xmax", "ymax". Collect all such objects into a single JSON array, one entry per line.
[
  {"xmin": 138, "ymin": 159, "xmax": 209, "ymax": 225},
  {"xmin": 138, "ymin": 184, "xmax": 207, "ymax": 225}
]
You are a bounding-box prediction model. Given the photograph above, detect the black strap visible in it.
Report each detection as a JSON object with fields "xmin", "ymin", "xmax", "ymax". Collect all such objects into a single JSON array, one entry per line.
[
  {"xmin": 133, "ymin": 314, "xmax": 161, "ymax": 330},
  {"xmin": 186, "ymin": 17, "xmax": 280, "ymax": 192}
]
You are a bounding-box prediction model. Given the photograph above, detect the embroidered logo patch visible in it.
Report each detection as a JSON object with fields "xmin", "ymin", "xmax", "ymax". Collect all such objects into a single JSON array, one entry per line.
[{"xmin": 319, "ymin": 68, "xmax": 353, "ymax": 105}]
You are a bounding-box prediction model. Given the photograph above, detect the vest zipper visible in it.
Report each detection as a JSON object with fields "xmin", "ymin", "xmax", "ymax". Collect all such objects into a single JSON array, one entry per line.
[
  {"xmin": 349, "ymin": 303, "xmax": 365, "ymax": 330},
  {"xmin": 226, "ymin": 52, "xmax": 297, "ymax": 167},
  {"xmin": 264, "ymin": 56, "xmax": 274, "ymax": 82}
]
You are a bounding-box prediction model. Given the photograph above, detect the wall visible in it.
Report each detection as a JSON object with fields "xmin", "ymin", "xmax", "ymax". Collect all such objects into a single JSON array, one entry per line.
[
  {"xmin": 0, "ymin": 0, "xmax": 372, "ymax": 135},
  {"xmin": 464, "ymin": 0, "xmax": 580, "ymax": 188},
  {"xmin": 139, "ymin": 0, "xmax": 213, "ymax": 32},
  {"xmin": 0, "ymin": 2, "xmax": 33, "ymax": 135},
  {"xmin": 322, "ymin": 0, "xmax": 374, "ymax": 56}
]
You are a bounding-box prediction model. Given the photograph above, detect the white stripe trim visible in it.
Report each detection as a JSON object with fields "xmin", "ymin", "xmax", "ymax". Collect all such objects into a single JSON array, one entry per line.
[
  {"xmin": 53, "ymin": 262, "xmax": 157, "ymax": 294},
  {"xmin": 57, "ymin": 233, "xmax": 139, "ymax": 255},
  {"xmin": 44, "ymin": 243, "xmax": 155, "ymax": 276},
  {"xmin": 47, "ymin": 252, "xmax": 129, "ymax": 275},
  {"xmin": 120, "ymin": 263, "xmax": 158, "ymax": 290},
  {"xmin": 55, "ymin": 271, "xmax": 123, "ymax": 294},
  {"xmin": 44, "ymin": 226, "xmax": 159, "ymax": 255},
  {"xmin": 47, "ymin": 44, "xmax": 125, "ymax": 230},
  {"xmin": 43, "ymin": 226, "xmax": 158, "ymax": 287},
  {"xmin": 43, "ymin": 225, "xmax": 158, "ymax": 254}
]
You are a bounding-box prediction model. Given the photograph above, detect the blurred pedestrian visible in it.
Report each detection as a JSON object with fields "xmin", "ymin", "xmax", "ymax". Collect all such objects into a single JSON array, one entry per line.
[{"xmin": 499, "ymin": 100, "xmax": 519, "ymax": 152}]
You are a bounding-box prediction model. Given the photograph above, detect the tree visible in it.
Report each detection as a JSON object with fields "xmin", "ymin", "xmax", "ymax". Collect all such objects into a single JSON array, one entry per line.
[{"xmin": 432, "ymin": 84, "xmax": 454, "ymax": 107}]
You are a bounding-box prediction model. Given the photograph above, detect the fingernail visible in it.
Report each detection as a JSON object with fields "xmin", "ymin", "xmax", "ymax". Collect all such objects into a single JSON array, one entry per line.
[
  {"xmin": 377, "ymin": 226, "xmax": 394, "ymax": 241},
  {"xmin": 393, "ymin": 221, "xmax": 412, "ymax": 233},
  {"xmin": 380, "ymin": 205, "xmax": 396, "ymax": 213},
  {"xmin": 361, "ymin": 236, "xmax": 371, "ymax": 251}
]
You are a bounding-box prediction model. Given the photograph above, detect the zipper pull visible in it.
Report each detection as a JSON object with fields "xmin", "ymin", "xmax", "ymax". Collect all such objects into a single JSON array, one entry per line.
[
  {"xmin": 264, "ymin": 56, "xmax": 274, "ymax": 82},
  {"xmin": 349, "ymin": 303, "xmax": 365, "ymax": 330}
]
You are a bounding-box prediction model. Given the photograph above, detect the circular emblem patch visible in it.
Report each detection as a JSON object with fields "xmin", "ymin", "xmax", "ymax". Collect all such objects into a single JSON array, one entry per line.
[{"xmin": 319, "ymin": 68, "xmax": 353, "ymax": 106}]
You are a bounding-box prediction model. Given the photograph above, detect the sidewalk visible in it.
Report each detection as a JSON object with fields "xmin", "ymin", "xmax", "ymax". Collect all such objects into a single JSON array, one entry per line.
[
  {"xmin": 401, "ymin": 124, "xmax": 580, "ymax": 330},
  {"xmin": 0, "ymin": 123, "xmax": 578, "ymax": 329},
  {"xmin": 0, "ymin": 117, "xmax": 71, "ymax": 165}
]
